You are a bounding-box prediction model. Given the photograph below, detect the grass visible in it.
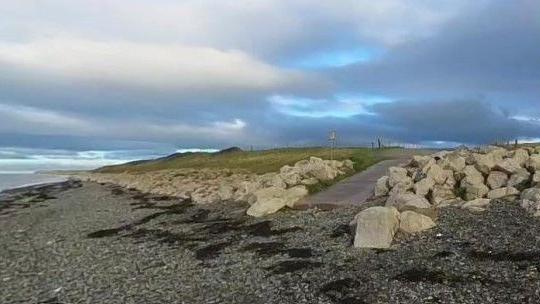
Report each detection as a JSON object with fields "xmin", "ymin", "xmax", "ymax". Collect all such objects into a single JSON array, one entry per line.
[{"xmin": 96, "ymin": 147, "xmax": 399, "ymax": 174}]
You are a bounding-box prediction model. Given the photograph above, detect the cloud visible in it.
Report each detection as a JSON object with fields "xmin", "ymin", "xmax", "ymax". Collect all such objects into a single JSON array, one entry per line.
[
  {"xmin": 268, "ymin": 94, "xmax": 391, "ymax": 118},
  {"xmin": 0, "ymin": 102, "xmax": 248, "ymax": 143},
  {"xmin": 0, "ymin": 37, "xmax": 310, "ymax": 92},
  {"xmin": 0, "ymin": 0, "xmax": 539, "ymax": 158}
]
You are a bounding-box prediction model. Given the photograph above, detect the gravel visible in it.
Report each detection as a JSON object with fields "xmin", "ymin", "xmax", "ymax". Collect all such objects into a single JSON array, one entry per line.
[{"xmin": 2, "ymin": 181, "xmax": 540, "ymax": 303}]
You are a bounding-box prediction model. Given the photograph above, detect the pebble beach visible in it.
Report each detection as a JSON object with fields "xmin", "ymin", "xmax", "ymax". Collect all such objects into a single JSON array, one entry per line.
[{"xmin": 2, "ymin": 180, "xmax": 540, "ymax": 303}]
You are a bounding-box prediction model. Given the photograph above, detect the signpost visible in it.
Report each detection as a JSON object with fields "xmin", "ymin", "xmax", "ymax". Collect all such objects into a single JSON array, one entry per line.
[{"xmin": 329, "ymin": 130, "xmax": 336, "ymax": 160}]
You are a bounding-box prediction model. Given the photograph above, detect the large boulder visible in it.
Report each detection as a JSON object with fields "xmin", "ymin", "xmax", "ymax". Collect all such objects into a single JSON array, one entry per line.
[
  {"xmin": 460, "ymin": 165, "xmax": 488, "ymax": 200},
  {"xmin": 507, "ymin": 168, "xmax": 531, "ymax": 190},
  {"xmin": 486, "ymin": 171, "xmax": 508, "ymax": 189},
  {"xmin": 533, "ymin": 171, "xmax": 540, "ymax": 186},
  {"xmin": 399, "ymin": 211, "xmax": 436, "ymax": 234},
  {"xmin": 440, "ymin": 153, "xmax": 466, "ymax": 172},
  {"xmin": 343, "ymin": 159, "xmax": 355, "ymax": 171},
  {"xmin": 473, "ymin": 153, "xmax": 497, "ymax": 175},
  {"xmin": 431, "ymin": 184, "xmax": 457, "ymax": 205},
  {"xmin": 386, "ymin": 193, "xmax": 431, "ymax": 211},
  {"xmin": 246, "ymin": 185, "xmax": 308, "ymax": 217},
  {"xmin": 217, "ymin": 184, "xmax": 235, "ymax": 201},
  {"xmin": 426, "ymin": 164, "xmax": 447, "ymax": 185},
  {"xmin": 512, "ymin": 149, "xmax": 530, "ymax": 166},
  {"xmin": 388, "ymin": 167, "xmax": 410, "ymax": 188},
  {"xmin": 462, "ymin": 198, "xmax": 491, "ymax": 211},
  {"xmin": 353, "ymin": 207, "xmax": 400, "ymax": 249},
  {"xmin": 414, "ymin": 177, "xmax": 435, "ymax": 197},
  {"xmin": 410, "ymin": 155, "xmax": 433, "ymax": 168},
  {"xmin": 374, "ymin": 176, "xmax": 390, "ymax": 197},
  {"xmin": 461, "ymin": 183, "xmax": 489, "ymax": 201},
  {"xmin": 304, "ymin": 157, "xmax": 340, "ymax": 181},
  {"xmin": 487, "ymin": 186, "xmax": 519, "ymax": 200},
  {"xmin": 234, "ymin": 181, "xmax": 261, "ymax": 204},
  {"xmin": 257, "ymin": 173, "xmax": 286, "ymax": 189},
  {"xmin": 526, "ymin": 154, "xmax": 540, "ymax": 171},
  {"xmin": 494, "ymin": 158, "xmax": 522, "ymax": 175},
  {"xmin": 521, "ymin": 188, "xmax": 540, "ymax": 202}
]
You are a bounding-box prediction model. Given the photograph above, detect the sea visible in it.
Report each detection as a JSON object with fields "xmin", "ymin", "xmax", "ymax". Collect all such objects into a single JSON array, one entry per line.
[{"xmin": 0, "ymin": 173, "xmax": 68, "ymax": 192}]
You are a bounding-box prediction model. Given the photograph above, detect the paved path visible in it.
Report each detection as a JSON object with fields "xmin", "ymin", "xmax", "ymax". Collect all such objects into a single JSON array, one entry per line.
[{"xmin": 295, "ymin": 159, "xmax": 407, "ymax": 210}]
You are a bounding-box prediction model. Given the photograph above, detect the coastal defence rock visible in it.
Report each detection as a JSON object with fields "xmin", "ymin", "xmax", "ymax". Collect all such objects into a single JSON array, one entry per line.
[
  {"xmin": 399, "ymin": 211, "xmax": 436, "ymax": 234},
  {"xmin": 353, "ymin": 207, "xmax": 400, "ymax": 249},
  {"xmin": 76, "ymin": 156, "xmax": 355, "ymax": 217},
  {"xmin": 354, "ymin": 145, "xmax": 540, "ymax": 248},
  {"xmin": 246, "ymin": 185, "xmax": 308, "ymax": 217}
]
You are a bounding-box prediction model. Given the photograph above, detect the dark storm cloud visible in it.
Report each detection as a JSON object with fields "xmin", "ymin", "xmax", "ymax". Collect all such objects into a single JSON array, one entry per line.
[{"xmin": 334, "ymin": 0, "xmax": 540, "ymax": 108}]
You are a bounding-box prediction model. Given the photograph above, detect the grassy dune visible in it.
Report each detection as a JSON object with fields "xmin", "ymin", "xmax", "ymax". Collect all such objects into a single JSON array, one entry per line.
[{"xmin": 97, "ymin": 147, "xmax": 400, "ymax": 174}]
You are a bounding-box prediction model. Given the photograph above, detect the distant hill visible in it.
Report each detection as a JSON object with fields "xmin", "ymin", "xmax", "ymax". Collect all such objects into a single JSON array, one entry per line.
[
  {"xmin": 94, "ymin": 147, "xmax": 387, "ymax": 174},
  {"xmin": 215, "ymin": 147, "xmax": 243, "ymax": 155}
]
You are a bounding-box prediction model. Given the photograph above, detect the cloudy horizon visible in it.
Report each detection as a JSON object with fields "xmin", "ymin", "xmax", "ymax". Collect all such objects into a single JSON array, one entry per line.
[{"xmin": 1, "ymin": 1, "xmax": 540, "ymax": 171}]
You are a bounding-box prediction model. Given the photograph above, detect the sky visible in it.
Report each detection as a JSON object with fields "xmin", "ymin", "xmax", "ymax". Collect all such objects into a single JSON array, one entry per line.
[{"xmin": 1, "ymin": 0, "xmax": 540, "ymax": 171}]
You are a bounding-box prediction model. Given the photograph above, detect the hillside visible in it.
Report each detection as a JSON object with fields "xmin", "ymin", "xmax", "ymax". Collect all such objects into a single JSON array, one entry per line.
[{"xmin": 96, "ymin": 147, "xmax": 392, "ymax": 174}]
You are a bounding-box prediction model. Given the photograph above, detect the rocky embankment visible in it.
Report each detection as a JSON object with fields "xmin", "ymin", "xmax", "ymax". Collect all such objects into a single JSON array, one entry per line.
[
  {"xmin": 353, "ymin": 146, "xmax": 540, "ymax": 249},
  {"xmin": 76, "ymin": 157, "xmax": 354, "ymax": 217}
]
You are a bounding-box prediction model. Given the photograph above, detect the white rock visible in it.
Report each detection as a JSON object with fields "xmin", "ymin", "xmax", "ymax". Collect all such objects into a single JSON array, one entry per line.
[
  {"xmin": 512, "ymin": 149, "xmax": 530, "ymax": 166},
  {"xmin": 526, "ymin": 154, "xmax": 540, "ymax": 171},
  {"xmin": 441, "ymin": 153, "xmax": 466, "ymax": 172},
  {"xmin": 426, "ymin": 164, "xmax": 447, "ymax": 185},
  {"xmin": 410, "ymin": 155, "xmax": 433, "ymax": 168},
  {"xmin": 374, "ymin": 176, "xmax": 390, "ymax": 197},
  {"xmin": 388, "ymin": 166, "xmax": 410, "ymax": 188},
  {"xmin": 431, "ymin": 184, "xmax": 457, "ymax": 205},
  {"xmin": 487, "ymin": 186, "xmax": 519, "ymax": 199},
  {"xmin": 353, "ymin": 207, "xmax": 400, "ymax": 249},
  {"xmin": 462, "ymin": 198, "xmax": 491, "ymax": 211},
  {"xmin": 343, "ymin": 159, "xmax": 355, "ymax": 171},
  {"xmin": 386, "ymin": 193, "xmax": 431, "ymax": 211},
  {"xmin": 507, "ymin": 168, "xmax": 530, "ymax": 190},
  {"xmin": 300, "ymin": 177, "xmax": 319, "ymax": 186},
  {"xmin": 217, "ymin": 184, "xmax": 234, "ymax": 201},
  {"xmin": 399, "ymin": 211, "xmax": 436, "ymax": 234},
  {"xmin": 438, "ymin": 198, "xmax": 465, "ymax": 208},
  {"xmin": 473, "ymin": 153, "xmax": 497, "ymax": 175},
  {"xmin": 460, "ymin": 165, "xmax": 488, "ymax": 200},
  {"xmin": 414, "ymin": 177, "xmax": 435, "ymax": 197},
  {"xmin": 494, "ymin": 158, "xmax": 522, "ymax": 174},
  {"xmin": 486, "ymin": 171, "xmax": 508, "ymax": 189},
  {"xmin": 246, "ymin": 185, "xmax": 308, "ymax": 217}
]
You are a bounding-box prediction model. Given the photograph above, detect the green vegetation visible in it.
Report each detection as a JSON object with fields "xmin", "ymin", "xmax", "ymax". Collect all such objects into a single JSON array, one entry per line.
[{"xmin": 97, "ymin": 147, "xmax": 399, "ymax": 174}]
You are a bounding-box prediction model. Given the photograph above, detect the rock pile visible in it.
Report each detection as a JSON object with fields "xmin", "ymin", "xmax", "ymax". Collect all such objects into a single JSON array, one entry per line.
[
  {"xmin": 76, "ymin": 157, "xmax": 354, "ymax": 217},
  {"xmin": 354, "ymin": 146, "xmax": 540, "ymax": 248}
]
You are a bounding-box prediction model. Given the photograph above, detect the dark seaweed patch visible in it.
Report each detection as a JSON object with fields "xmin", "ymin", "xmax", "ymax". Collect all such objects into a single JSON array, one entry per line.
[
  {"xmin": 265, "ymin": 260, "xmax": 322, "ymax": 275},
  {"xmin": 432, "ymin": 251, "xmax": 455, "ymax": 258},
  {"xmin": 241, "ymin": 242, "xmax": 285, "ymax": 256},
  {"xmin": 393, "ymin": 268, "xmax": 459, "ymax": 284},
  {"xmin": 195, "ymin": 241, "xmax": 234, "ymax": 260},
  {"xmin": 271, "ymin": 226, "xmax": 303, "ymax": 235},
  {"xmin": 392, "ymin": 267, "xmax": 503, "ymax": 286},
  {"xmin": 87, "ymin": 226, "xmax": 130, "ymax": 238},
  {"xmin": 111, "ymin": 187, "xmax": 125, "ymax": 195},
  {"xmin": 125, "ymin": 228, "xmax": 207, "ymax": 247},
  {"xmin": 319, "ymin": 278, "xmax": 365, "ymax": 304},
  {"xmin": 468, "ymin": 250, "xmax": 540, "ymax": 262},
  {"xmin": 285, "ymin": 248, "xmax": 313, "ymax": 258}
]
